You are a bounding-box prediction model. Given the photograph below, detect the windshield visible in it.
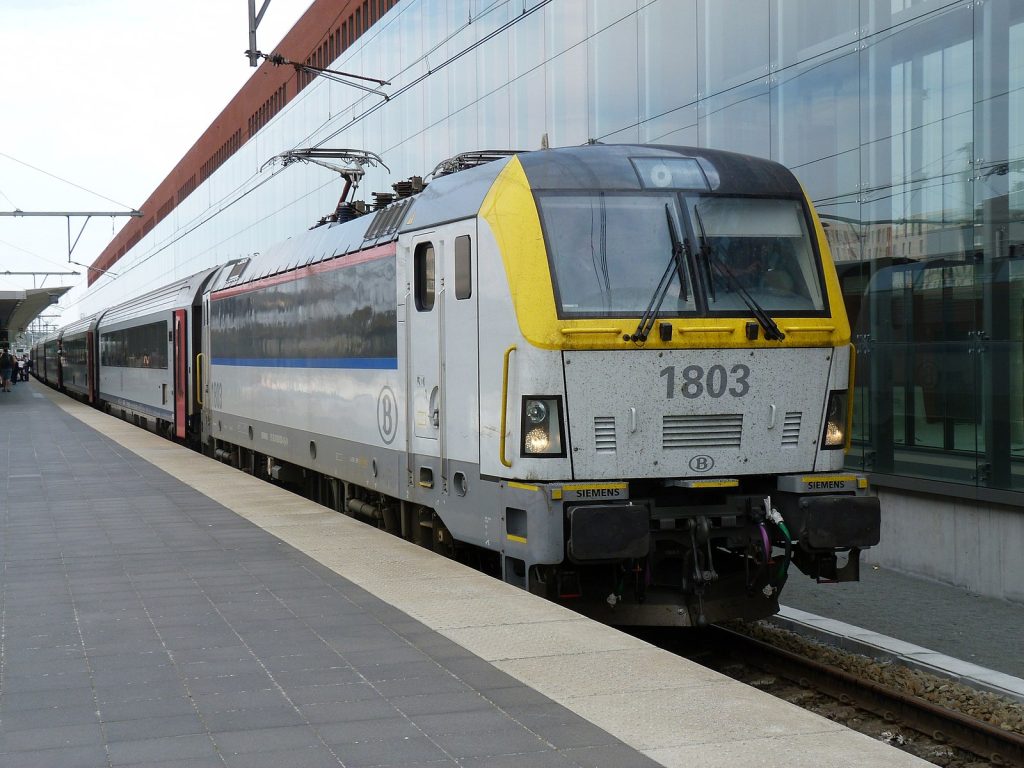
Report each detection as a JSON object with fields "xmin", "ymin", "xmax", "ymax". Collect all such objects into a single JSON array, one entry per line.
[
  {"xmin": 689, "ymin": 196, "xmax": 825, "ymax": 313},
  {"xmin": 540, "ymin": 193, "xmax": 826, "ymax": 320},
  {"xmin": 539, "ymin": 194, "xmax": 696, "ymax": 317}
]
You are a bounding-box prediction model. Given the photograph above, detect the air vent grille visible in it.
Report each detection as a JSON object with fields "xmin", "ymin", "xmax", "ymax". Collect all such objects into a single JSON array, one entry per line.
[
  {"xmin": 363, "ymin": 197, "xmax": 413, "ymax": 241},
  {"xmin": 663, "ymin": 414, "xmax": 742, "ymax": 449},
  {"xmin": 594, "ymin": 416, "xmax": 616, "ymax": 453},
  {"xmin": 782, "ymin": 411, "xmax": 802, "ymax": 445}
]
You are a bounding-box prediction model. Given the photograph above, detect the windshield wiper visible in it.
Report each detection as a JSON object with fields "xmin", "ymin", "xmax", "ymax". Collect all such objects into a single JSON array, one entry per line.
[
  {"xmin": 692, "ymin": 205, "xmax": 785, "ymax": 342},
  {"xmin": 631, "ymin": 206, "xmax": 689, "ymax": 342}
]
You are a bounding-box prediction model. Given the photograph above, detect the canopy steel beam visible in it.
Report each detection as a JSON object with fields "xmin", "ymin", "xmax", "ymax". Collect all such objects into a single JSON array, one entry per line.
[
  {"xmin": 0, "ymin": 209, "xmax": 141, "ymax": 264},
  {"xmin": 0, "ymin": 211, "xmax": 142, "ymax": 217}
]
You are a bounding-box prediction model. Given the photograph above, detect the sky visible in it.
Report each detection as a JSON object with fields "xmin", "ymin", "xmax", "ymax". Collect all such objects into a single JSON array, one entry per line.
[{"xmin": 0, "ymin": 0, "xmax": 312, "ymax": 329}]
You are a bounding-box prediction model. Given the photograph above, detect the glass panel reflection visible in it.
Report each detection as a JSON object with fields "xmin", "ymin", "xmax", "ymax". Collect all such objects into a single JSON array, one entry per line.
[
  {"xmin": 698, "ymin": 0, "xmax": 769, "ymax": 97},
  {"xmin": 772, "ymin": 51, "xmax": 859, "ymax": 171},
  {"xmin": 640, "ymin": 105, "xmax": 698, "ymax": 145},
  {"xmin": 639, "ymin": 0, "xmax": 698, "ymax": 118},
  {"xmin": 861, "ymin": 0, "xmax": 964, "ymax": 36},
  {"xmin": 590, "ymin": 15, "xmax": 638, "ymax": 140},
  {"xmin": 511, "ymin": 68, "xmax": 546, "ymax": 150},
  {"xmin": 699, "ymin": 81, "xmax": 770, "ymax": 158},
  {"xmin": 770, "ymin": 0, "xmax": 859, "ymax": 69},
  {"xmin": 546, "ymin": 45, "xmax": 589, "ymax": 147}
]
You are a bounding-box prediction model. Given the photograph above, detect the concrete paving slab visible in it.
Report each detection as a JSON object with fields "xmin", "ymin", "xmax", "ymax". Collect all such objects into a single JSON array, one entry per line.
[{"xmin": 493, "ymin": 646, "xmax": 724, "ymax": 698}]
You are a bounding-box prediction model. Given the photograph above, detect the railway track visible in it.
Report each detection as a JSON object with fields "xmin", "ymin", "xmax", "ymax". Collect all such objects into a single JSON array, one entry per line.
[{"xmin": 632, "ymin": 624, "xmax": 1024, "ymax": 767}]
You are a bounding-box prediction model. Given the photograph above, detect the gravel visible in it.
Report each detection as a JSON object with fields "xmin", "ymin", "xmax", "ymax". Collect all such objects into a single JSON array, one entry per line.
[{"xmin": 719, "ymin": 620, "xmax": 1024, "ymax": 767}]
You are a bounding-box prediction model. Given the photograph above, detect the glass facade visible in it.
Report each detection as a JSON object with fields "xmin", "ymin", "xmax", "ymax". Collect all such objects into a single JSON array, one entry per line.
[{"xmin": 80, "ymin": 0, "xmax": 1024, "ymax": 497}]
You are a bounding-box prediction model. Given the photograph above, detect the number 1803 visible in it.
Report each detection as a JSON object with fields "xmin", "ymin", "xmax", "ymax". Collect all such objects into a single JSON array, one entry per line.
[{"xmin": 659, "ymin": 364, "xmax": 751, "ymax": 399}]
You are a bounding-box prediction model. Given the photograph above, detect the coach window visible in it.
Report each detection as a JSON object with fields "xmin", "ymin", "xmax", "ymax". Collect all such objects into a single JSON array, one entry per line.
[
  {"xmin": 455, "ymin": 235, "xmax": 472, "ymax": 300},
  {"xmin": 415, "ymin": 242, "xmax": 435, "ymax": 311}
]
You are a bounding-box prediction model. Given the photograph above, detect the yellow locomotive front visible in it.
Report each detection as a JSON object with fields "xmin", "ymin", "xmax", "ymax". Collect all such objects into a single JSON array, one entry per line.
[{"xmin": 479, "ymin": 145, "xmax": 879, "ymax": 626}]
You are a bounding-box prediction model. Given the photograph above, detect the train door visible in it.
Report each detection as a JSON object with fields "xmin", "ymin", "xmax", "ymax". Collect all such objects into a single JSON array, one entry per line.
[
  {"xmin": 173, "ymin": 309, "xmax": 187, "ymax": 439},
  {"xmin": 404, "ymin": 225, "xmax": 479, "ymax": 494},
  {"xmin": 438, "ymin": 225, "xmax": 480, "ymax": 485},
  {"xmin": 188, "ymin": 302, "xmax": 202, "ymax": 430},
  {"xmin": 86, "ymin": 330, "xmax": 96, "ymax": 404},
  {"xmin": 199, "ymin": 294, "xmax": 212, "ymax": 443},
  {"xmin": 407, "ymin": 232, "xmax": 442, "ymax": 459}
]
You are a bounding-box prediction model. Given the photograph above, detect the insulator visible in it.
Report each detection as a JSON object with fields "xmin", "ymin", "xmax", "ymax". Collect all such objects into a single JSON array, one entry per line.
[
  {"xmin": 334, "ymin": 203, "xmax": 361, "ymax": 223},
  {"xmin": 392, "ymin": 176, "xmax": 425, "ymax": 198}
]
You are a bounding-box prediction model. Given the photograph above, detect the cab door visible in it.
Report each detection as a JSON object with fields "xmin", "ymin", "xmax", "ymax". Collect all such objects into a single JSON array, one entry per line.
[
  {"xmin": 439, "ymin": 226, "xmax": 480, "ymax": 482},
  {"xmin": 407, "ymin": 233, "xmax": 441, "ymax": 455},
  {"xmin": 404, "ymin": 224, "xmax": 479, "ymax": 496}
]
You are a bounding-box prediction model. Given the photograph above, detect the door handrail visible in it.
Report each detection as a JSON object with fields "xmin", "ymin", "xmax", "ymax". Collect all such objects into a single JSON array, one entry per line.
[
  {"xmin": 196, "ymin": 352, "xmax": 205, "ymax": 406},
  {"xmin": 499, "ymin": 344, "xmax": 517, "ymax": 468}
]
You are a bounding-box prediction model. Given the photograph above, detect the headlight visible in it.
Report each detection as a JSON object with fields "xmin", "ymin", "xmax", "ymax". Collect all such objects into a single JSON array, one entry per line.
[
  {"xmin": 526, "ymin": 400, "xmax": 548, "ymax": 424},
  {"xmin": 821, "ymin": 390, "xmax": 848, "ymax": 449},
  {"xmin": 521, "ymin": 396, "xmax": 565, "ymax": 457}
]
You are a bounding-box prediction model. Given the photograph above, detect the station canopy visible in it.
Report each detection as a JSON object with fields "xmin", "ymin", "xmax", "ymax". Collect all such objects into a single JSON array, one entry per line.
[{"xmin": 0, "ymin": 286, "xmax": 71, "ymax": 339}]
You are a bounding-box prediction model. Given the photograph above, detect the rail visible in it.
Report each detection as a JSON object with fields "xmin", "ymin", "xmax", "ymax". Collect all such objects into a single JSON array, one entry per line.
[{"xmin": 708, "ymin": 626, "xmax": 1024, "ymax": 766}]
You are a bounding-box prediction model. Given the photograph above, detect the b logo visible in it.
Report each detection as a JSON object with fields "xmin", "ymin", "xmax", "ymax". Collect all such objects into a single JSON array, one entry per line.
[
  {"xmin": 689, "ymin": 455, "xmax": 714, "ymax": 472},
  {"xmin": 377, "ymin": 386, "xmax": 398, "ymax": 445}
]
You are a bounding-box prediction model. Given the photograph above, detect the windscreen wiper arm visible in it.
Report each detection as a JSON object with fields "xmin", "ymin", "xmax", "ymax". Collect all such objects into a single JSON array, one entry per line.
[
  {"xmin": 692, "ymin": 205, "xmax": 785, "ymax": 342},
  {"xmin": 665, "ymin": 205, "xmax": 689, "ymax": 304},
  {"xmin": 631, "ymin": 206, "xmax": 689, "ymax": 342}
]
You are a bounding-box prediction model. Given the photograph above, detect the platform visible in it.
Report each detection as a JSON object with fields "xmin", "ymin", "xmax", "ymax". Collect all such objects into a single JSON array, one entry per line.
[{"xmin": 0, "ymin": 380, "xmax": 928, "ymax": 767}]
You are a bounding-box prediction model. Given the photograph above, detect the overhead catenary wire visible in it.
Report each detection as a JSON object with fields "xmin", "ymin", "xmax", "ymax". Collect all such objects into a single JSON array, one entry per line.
[
  {"xmin": 0, "ymin": 152, "xmax": 136, "ymax": 211},
  {"xmin": 90, "ymin": 165, "xmax": 289, "ymax": 285},
  {"xmin": 0, "ymin": 186, "xmax": 17, "ymax": 209},
  {"xmin": 0, "ymin": 237, "xmax": 88, "ymax": 274}
]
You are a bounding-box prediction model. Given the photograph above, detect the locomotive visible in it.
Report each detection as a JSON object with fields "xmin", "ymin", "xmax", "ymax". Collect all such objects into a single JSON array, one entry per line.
[{"xmin": 35, "ymin": 144, "xmax": 880, "ymax": 627}]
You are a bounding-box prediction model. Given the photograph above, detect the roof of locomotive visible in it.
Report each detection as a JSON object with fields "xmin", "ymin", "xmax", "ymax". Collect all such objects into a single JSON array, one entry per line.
[
  {"xmin": 205, "ymin": 144, "xmax": 804, "ymax": 293},
  {"xmin": 205, "ymin": 156, "xmax": 514, "ymax": 293},
  {"xmin": 516, "ymin": 144, "xmax": 803, "ymax": 196}
]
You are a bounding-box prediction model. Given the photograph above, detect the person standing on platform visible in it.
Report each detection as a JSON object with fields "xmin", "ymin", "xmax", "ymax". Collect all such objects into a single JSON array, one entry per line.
[
  {"xmin": 0, "ymin": 348, "xmax": 13, "ymax": 391},
  {"xmin": 25, "ymin": 355, "xmax": 33, "ymax": 380},
  {"xmin": 16, "ymin": 355, "xmax": 25, "ymax": 382}
]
